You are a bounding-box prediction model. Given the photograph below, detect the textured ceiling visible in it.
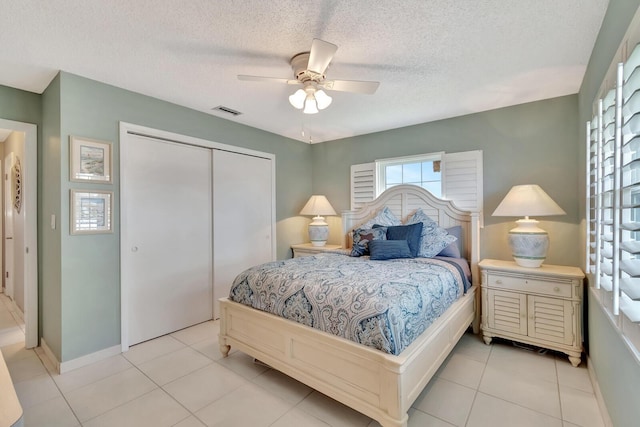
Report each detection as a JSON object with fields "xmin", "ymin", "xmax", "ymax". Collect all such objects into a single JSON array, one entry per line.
[{"xmin": 0, "ymin": 0, "xmax": 609, "ymax": 143}]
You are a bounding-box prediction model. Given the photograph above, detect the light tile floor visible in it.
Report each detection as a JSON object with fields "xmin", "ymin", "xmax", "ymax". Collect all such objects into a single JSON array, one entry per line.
[{"xmin": 0, "ymin": 293, "xmax": 605, "ymax": 427}]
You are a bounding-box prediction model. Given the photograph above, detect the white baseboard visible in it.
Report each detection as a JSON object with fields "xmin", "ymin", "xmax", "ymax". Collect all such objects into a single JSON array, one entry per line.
[
  {"xmin": 39, "ymin": 338, "xmax": 60, "ymax": 374},
  {"xmin": 587, "ymin": 355, "xmax": 613, "ymax": 427},
  {"xmin": 40, "ymin": 338, "xmax": 121, "ymax": 374}
]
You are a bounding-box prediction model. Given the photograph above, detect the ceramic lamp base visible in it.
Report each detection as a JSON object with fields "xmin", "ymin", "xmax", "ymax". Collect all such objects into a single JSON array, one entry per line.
[
  {"xmin": 508, "ymin": 218, "xmax": 549, "ymax": 268},
  {"xmin": 308, "ymin": 216, "xmax": 329, "ymax": 247}
]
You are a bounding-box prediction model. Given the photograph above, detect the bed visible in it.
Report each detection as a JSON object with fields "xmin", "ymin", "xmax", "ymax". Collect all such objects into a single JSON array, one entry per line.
[{"xmin": 218, "ymin": 185, "xmax": 480, "ymax": 427}]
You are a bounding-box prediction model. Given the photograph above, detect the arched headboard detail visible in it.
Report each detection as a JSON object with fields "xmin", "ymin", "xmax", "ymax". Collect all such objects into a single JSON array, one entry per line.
[{"xmin": 342, "ymin": 184, "xmax": 481, "ymax": 286}]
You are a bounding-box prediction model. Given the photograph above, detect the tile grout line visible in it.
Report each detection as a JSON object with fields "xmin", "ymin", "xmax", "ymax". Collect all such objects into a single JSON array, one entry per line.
[
  {"xmin": 462, "ymin": 341, "xmax": 493, "ymax": 426},
  {"xmin": 22, "ymin": 344, "xmax": 83, "ymax": 427},
  {"xmin": 554, "ymin": 357, "xmax": 565, "ymax": 425}
]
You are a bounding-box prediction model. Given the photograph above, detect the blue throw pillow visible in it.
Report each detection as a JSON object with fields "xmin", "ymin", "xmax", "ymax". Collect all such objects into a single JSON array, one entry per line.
[
  {"xmin": 351, "ymin": 227, "xmax": 387, "ymax": 257},
  {"xmin": 369, "ymin": 240, "xmax": 413, "ymax": 260},
  {"xmin": 438, "ymin": 226, "xmax": 463, "ymax": 258},
  {"xmin": 374, "ymin": 222, "xmax": 423, "ymax": 257}
]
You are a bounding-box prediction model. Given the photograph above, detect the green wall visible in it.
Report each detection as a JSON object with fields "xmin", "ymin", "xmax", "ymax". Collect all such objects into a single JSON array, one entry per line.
[
  {"xmin": 578, "ymin": 1, "xmax": 640, "ymax": 426},
  {"xmin": 0, "ymin": 85, "xmax": 41, "ymax": 124},
  {"xmin": 312, "ymin": 95, "xmax": 580, "ymax": 267},
  {"xmin": 40, "ymin": 75, "xmax": 63, "ymax": 359},
  {"xmin": 46, "ymin": 72, "xmax": 312, "ymax": 361}
]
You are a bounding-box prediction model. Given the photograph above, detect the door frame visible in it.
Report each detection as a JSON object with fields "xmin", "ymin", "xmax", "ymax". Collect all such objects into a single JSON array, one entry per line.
[
  {"xmin": 119, "ymin": 122, "xmax": 276, "ymax": 352},
  {"xmin": 4, "ymin": 152, "xmax": 15, "ymax": 300},
  {"xmin": 0, "ymin": 119, "xmax": 38, "ymax": 349}
]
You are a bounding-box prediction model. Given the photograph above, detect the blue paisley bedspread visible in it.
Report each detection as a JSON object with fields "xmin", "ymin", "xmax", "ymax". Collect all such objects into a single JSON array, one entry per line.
[{"xmin": 228, "ymin": 253, "xmax": 468, "ymax": 355}]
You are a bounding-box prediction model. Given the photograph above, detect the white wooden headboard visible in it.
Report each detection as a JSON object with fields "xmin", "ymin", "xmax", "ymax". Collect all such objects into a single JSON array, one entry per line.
[{"xmin": 342, "ymin": 185, "xmax": 480, "ymax": 286}]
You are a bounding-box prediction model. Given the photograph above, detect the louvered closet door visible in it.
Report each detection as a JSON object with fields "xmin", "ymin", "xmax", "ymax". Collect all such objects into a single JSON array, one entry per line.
[
  {"xmin": 527, "ymin": 296, "xmax": 574, "ymax": 346},
  {"xmin": 487, "ymin": 289, "xmax": 527, "ymax": 335}
]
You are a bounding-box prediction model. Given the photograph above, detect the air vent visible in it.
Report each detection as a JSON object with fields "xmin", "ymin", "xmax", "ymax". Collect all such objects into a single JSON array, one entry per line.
[{"xmin": 212, "ymin": 105, "xmax": 242, "ymax": 116}]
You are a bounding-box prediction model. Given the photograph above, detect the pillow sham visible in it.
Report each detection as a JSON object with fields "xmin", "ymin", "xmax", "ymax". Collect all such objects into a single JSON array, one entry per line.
[
  {"xmin": 438, "ymin": 226, "xmax": 462, "ymax": 258},
  {"xmin": 369, "ymin": 240, "xmax": 413, "ymax": 260},
  {"xmin": 405, "ymin": 208, "xmax": 457, "ymax": 258},
  {"xmin": 351, "ymin": 227, "xmax": 387, "ymax": 257},
  {"xmin": 373, "ymin": 222, "xmax": 423, "ymax": 257},
  {"xmin": 359, "ymin": 206, "xmax": 402, "ymax": 230}
]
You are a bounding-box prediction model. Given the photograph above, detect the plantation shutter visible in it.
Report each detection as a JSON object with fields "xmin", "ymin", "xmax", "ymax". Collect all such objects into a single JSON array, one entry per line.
[
  {"xmin": 620, "ymin": 44, "xmax": 640, "ymax": 335},
  {"xmin": 599, "ymin": 88, "xmax": 617, "ymax": 314},
  {"xmin": 350, "ymin": 162, "xmax": 376, "ymax": 210},
  {"xmin": 442, "ymin": 150, "xmax": 483, "ymax": 213},
  {"xmin": 587, "ymin": 42, "xmax": 640, "ymax": 355}
]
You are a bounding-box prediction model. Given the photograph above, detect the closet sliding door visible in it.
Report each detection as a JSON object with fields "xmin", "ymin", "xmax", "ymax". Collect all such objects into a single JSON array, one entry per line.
[
  {"xmin": 121, "ymin": 123, "xmax": 276, "ymax": 348},
  {"xmin": 122, "ymin": 134, "xmax": 213, "ymax": 346},
  {"xmin": 212, "ymin": 150, "xmax": 274, "ymax": 318}
]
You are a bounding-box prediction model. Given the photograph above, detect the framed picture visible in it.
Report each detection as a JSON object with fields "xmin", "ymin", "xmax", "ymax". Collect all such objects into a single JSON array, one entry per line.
[
  {"xmin": 70, "ymin": 189, "xmax": 113, "ymax": 235},
  {"xmin": 69, "ymin": 136, "xmax": 112, "ymax": 183}
]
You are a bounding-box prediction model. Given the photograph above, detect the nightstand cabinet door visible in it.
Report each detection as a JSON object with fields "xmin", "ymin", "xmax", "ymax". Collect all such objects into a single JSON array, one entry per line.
[
  {"xmin": 487, "ymin": 289, "xmax": 527, "ymax": 335},
  {"xmin": 527, "ymin": 295, "xmax": 574, "ymax": 346}
]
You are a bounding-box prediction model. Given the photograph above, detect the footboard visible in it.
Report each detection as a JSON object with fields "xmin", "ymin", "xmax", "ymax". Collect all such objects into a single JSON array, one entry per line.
[{"xmin": 218, "ymin": 284, "xmax": 477, "ymax": 427}]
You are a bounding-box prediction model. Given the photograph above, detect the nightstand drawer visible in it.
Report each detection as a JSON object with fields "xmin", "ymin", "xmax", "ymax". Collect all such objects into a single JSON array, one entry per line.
[{"xmin": 487, "ymin": 274, "xmax": 572, "ymax": 298}]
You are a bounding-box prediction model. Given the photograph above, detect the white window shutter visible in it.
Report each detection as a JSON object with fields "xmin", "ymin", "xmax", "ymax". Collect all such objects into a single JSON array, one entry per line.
[
  {"xmin": 351, "ymin": 162, "xmax": 376, "ymax": 210},
  {"xmin": 442, "ymin": 150, "xmax": 483, "ymax": 215}
]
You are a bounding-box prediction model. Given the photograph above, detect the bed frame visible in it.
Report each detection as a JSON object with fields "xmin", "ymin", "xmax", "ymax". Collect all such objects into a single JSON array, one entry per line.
[{"xmin": 219, "ymin": 185, "xmax": 481, "ymax": 427}]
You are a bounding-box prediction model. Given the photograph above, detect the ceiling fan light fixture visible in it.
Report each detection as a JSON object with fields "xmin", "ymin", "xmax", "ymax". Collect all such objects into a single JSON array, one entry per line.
[
  {"xmin": 314, "ymin": 89, "xmax": 332, "ymax": 110},
  {"xmin": 289, "ymin": 89, "xmax": 306, "ymax": 109},
  {"xmin": 303, "ymin": 94, "xmax": 319, "ymax": 114}
]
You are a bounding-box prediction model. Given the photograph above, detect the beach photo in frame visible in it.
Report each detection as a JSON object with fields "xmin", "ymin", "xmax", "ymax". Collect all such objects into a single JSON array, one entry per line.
[
  {"xmin": 70, "ymin": 189, "xmax": 113, "ymax": 235},
  {"xmin": 69, "ymin": 136, "xmax": 112, "ymax": 183}
]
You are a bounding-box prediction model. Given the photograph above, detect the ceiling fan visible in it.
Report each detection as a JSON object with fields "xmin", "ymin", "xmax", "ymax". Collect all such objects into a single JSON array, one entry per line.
[{"xmin": 238, "ymin": 39, "xmax": 380, "ymax": 114}]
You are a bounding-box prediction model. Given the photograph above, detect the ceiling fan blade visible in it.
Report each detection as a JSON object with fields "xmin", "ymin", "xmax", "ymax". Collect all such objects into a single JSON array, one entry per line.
[
  {"xmin": 238, "ymin": 75, "xmax": 299, "ymax": 85},
  {"xmin": 307, "ymin": 39, "xmax": 338, "ymax": 75},
  {"xmin": 322, "ymin": 79, "xmax": 380, "ymax": 94}
]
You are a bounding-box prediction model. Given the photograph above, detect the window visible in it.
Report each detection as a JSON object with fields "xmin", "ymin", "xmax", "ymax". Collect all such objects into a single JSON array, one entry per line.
[
  {"xmin": 587, "ymin": 43, "xmax": 640, "ymax": 360},
  {"xmin": 377, "ymin": 153, "xmax": 443, "ymax": 197},
  {"xmin": 350, "ymin": 150, "xmax": 483, "ymax": 215}
]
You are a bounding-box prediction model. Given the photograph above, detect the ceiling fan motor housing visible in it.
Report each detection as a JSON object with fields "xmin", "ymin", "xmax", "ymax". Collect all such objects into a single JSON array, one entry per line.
[{"xmin": 290, "ymin": 52, "xmax": 325, "ymax": 83}]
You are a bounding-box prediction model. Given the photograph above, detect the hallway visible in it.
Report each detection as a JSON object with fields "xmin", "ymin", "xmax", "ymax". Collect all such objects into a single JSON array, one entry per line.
[{"xmin": 0, "ymin": 292, "xmax": 24, "ymax": 348}]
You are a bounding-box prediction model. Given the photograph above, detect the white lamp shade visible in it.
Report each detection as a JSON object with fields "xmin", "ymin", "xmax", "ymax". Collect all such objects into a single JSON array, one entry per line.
[
  {"xmin": 300, "ymin": 195, "xmax": 336, "ymax": 216},
  {"xmin": 314, "ymin": 90, "xmax": 332, "ymax": 110},
  {"xmin": 492, "ymin": 185, "xmax": 565, "ymax": 217},
  {"xmin": 289, "ymin": 89, "xmax": 306, "ymax": 109},
  {"xmin": 300, "ymin": 195, "xmax": 336, "ymax": 246}
]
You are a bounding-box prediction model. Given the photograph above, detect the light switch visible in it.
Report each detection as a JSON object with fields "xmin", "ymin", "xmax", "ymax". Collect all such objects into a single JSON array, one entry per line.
[{"xmin": 50, "ymin": 214, "xmax": 56, "ymax": 230}]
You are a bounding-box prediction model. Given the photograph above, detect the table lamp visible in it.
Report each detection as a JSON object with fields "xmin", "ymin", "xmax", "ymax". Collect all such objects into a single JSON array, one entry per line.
[
  {"xmin": 300, "ymin": 195, "xmax": 336, "ymax": 246},
  {"xmin": 492, "ymin": 185, "xmax": 566, "ymax": 268}
]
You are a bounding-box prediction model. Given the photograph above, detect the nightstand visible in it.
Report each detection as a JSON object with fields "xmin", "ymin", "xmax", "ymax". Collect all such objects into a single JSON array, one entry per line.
[
  {"xmin": 291, "ymin": 243, "xmax": 343, "ymax": 258},
  {"xmin": 479, "ymin": 259, "xmax": 585, "ymax": 366}
]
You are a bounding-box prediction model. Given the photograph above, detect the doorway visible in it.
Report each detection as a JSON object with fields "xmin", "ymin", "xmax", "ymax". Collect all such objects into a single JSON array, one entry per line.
[{"xmin": 0, "ymin": 119, "xmax": 38, "ymax": 349}]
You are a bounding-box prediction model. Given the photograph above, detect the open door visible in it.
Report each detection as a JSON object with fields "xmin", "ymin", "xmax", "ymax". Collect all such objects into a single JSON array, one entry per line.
[
  {"xmin": 0, "ymin": 119, "xmax": 37, "ymax": 349},
  {"xmin": 3, "ymin": 153, "xmax": 15, "ymax": 301}
]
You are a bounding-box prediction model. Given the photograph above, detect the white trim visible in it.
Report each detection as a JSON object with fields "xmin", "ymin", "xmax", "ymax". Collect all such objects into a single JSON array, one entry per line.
[
  {"xmin": 119, "ymin": 122, "xmax": 277, "ymax": 352},
  {"xmin": 0, "ymin": 119, "xmax": 38, "ymax": 350},
  {"xmin": 587, "ymin": 355, "xmax": 614, "ymax": 427},
  {"xmin": 589, "ymin": 286, "xmax": 640, "ymax": 366},
  {"xmin": 40, "ymin": 338, "xmax": 122, "ymax": 374},
  {"xmin": 39, "ymin": 338, "xmax": 60, "ymax": 374}
]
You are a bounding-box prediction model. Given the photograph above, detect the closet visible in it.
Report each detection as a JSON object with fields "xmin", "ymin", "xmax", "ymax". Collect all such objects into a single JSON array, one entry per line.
[{"xmin": 120, "ymin": 125, "xmax": 274, "ymax": 347}]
